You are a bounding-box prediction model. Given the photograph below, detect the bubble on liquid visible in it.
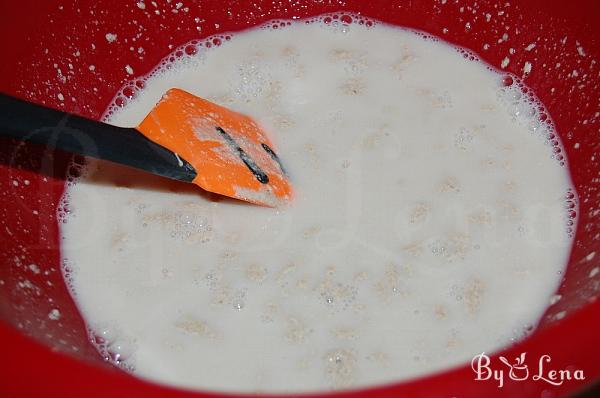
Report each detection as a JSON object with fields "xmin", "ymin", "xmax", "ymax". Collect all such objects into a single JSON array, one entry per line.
[
  {"xmin": 319, "ymin": 283, "xmax": 358, "ymax": 312},
  {"xmin": 429, "ymin": 239, "xmax": 447, "ymax": 256},
  {"xmin": 122, "ymin": 86, "xmax": 136, "ymax": 100},
  {"xmin": 449, "ymin": 284, "xmax": 464, "ymax": 301},
  {"xmin": 88, "ymin": 324, "xmax": 136, "ymax": 371},
  {"xmin": 323, "ymin": 348, "xmax": 357, "ymax": 386},
  {"xmin": 233, "ymin": 62, "xmax": 270, "ymax": 102},
  {"xmin": 232, "ymin": 288, "xmax": 247, "ymax": 311},
  {"xmin": 563, "ymin": 188, "xmax": 579, "ymax": 237},
  {"xmin": 170, "ymin": 213, "xmax": 213, "ymax": 243},
  {"xmin": 495, "ymin": 73, "xmax": 567, "ymax": 168},
  {"xmin": 454, "ymin": 127, "xmax": 474, "ymax": 150},
  {"xmin": 59, "ymin": 156, "xmax": 91, "ymax": 227},
  {"xmin": 60, "ymin": 257, "xmax": 80, "ymax": 288}
]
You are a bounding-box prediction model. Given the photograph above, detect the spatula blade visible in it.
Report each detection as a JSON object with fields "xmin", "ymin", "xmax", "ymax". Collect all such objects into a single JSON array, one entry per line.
[{"xmin": 137, "ymin": 88, "xmax": 292, "ymax": 207}]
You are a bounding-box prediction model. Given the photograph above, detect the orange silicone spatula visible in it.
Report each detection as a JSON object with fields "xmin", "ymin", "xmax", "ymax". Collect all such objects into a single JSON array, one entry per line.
[
  {"xmin": 138, "ymin": 88, "xmax": 291, "ymax": 207},
  {"xmin": 0, "ymin": 89, "xmax": 292, "ymax": 207}
]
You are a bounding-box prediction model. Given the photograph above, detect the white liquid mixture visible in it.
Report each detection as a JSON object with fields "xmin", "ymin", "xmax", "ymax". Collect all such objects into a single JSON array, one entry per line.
[{"xmin": 60, "ymin": 17, "xmax": 575, "ymax": 393}]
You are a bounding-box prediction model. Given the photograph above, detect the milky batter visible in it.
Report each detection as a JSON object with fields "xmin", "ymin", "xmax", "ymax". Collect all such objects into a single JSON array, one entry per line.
[{"xmin": 60, "ymin": 16, "xmax": 575, "ymax": 393}]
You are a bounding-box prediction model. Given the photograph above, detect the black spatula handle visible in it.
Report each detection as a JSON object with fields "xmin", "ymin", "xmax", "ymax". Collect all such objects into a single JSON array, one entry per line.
[{"xmin": 0, "ymin": 93, "xmax": 197, "ymax": 182}]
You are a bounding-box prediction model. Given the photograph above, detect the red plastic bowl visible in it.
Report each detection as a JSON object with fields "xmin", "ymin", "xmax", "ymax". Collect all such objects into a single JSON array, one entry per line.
[{"xmin": 1, "ymin": 1, "xmax": 599, "ymax": 397}]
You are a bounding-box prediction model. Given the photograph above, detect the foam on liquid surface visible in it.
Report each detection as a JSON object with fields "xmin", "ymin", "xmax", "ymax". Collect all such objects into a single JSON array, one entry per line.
[{"xmin": 60, "ymin": 17, "xmax": 575, "ymax": 393}]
